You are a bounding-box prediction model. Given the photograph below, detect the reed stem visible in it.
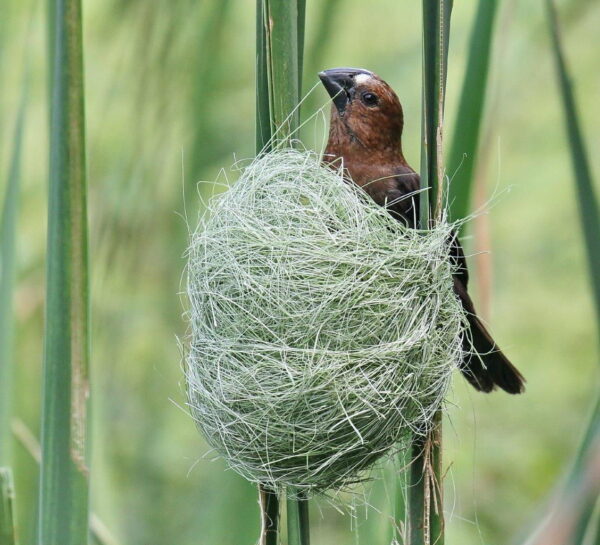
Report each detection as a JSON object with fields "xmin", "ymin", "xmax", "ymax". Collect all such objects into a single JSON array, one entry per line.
[
  {"xmin": 256, "ymin": 1, "xmax": 307, "ymax": 542},
  {"xmin": 39, "ymin": 0, "xmax": 90, "ymax": 543},
  {"xmin": 259, "ymin": 486, "xmax": 279, "ymax": 545},
  {"xmin": 392, "ymin": 450, "xmax": 409, "ymax": 543},
  {"xmin": 287, "ymin": 489, "xmax": 310, "ymax": 545},
  {"xmin": 409, "ymin": 1, "xmax": 452, "ymax": 544},
  {"xmin": 0, "ymin": 88, "xmax": 27, "ymax": 467},
  {"xmin": 0, "ymin": 468, "xmax": 18, "ymax": 545}
]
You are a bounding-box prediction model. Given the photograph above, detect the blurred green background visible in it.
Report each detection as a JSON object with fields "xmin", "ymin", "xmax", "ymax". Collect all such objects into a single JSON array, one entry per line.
[{"xmin": 1, "ymin": 0, "xmax": 599, "ymax": 543}]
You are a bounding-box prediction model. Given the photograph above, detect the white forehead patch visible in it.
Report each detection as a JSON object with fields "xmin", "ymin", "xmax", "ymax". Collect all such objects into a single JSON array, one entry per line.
[{"xmin": 354, "ymin": 73, "xmax": 372, "ymax": 85}]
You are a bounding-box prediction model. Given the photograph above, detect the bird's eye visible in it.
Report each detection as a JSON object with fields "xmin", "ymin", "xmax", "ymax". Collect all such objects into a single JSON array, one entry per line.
[{"xmin": 361, "ymin": 92, "xmax": 379, "ymax": 106}]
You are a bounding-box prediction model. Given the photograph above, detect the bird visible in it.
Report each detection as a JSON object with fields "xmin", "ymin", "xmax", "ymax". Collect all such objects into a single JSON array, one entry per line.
[{"xmin": 318, "ymin": 67, "xmax": 524, "ymax": 394}]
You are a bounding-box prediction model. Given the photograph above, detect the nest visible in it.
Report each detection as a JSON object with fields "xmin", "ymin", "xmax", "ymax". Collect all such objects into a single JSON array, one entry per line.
[{"xmin": 185, "ymin": 149, "xmax": 465, "ymax": 495}]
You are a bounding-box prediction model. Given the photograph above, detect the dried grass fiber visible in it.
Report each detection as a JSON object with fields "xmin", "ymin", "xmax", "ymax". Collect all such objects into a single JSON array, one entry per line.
[{"xmin": 186, "ymin": 149, "xmax": 464, "ymax": 494}]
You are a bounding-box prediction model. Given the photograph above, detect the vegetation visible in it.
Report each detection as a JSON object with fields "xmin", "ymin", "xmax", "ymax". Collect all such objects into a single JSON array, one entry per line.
[
  {"xmin": 0, "ymin": 1, "xmax": 598, "ymax": 544},
  {"xmin": 39, "ymin": 0, "xmax": 90, "ymax": 543}
]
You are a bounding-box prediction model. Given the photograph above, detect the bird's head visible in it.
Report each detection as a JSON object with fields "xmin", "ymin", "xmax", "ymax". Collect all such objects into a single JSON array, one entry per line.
[{"xmin": 319, "ymin": 67, "xmax": 404, "ymax": 155}]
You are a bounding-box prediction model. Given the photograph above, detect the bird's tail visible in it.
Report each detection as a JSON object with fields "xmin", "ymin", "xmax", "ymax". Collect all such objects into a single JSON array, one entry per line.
[{"xmin": 454, "ymin": 278, "xmax": 525, "ymax": 394}]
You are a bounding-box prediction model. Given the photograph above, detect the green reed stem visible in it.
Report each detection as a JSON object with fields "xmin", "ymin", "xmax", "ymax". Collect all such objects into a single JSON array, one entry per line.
[
  {"xmin": 256, "ymin": 1, "xmax": 307, "ymax": 542},
  {"xmin": 287, "ymin": 489, "xmax": 310, "ymax": 545},
  {"xmin": 410, "ymin": 2, "xmax": 453, "ymax": 544},
  {"xmin": 256, "ymin": 0, "xmax": 272, "ymax": 153},
  {"xmin": 0, "ymin": 84, "xmax": 27, "ymax": 467},
  {"xmin": 257, "ymin": 0, "xmax": 304, "ymax": 148},
  {"xmin": 0, "ymin": 467, "xmax": 18, "ymax": 545},
  {"xmin": 39, "ymin": 0, "xmax": 90, "ymax": 543},
  {"xmin": 392, "ymin": 451, "xmax": 408, "ymax": 543},
  {"xmin": 447, "ymin": 0, "xmax": 499, "ymax": 223}
]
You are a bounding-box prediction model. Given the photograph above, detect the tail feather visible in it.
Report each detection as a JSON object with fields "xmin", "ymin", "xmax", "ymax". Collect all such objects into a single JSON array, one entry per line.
[
  {"xmin": 454, "ymin": 278, "xmax": 525, "ymax": 394},
  {"xmin": 463, "ymin": 313, "xmax": 525, "ymax": 394}
]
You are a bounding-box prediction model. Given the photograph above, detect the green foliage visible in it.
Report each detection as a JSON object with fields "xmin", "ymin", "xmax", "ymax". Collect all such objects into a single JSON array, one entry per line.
[
  {"xmin": 519, "ymin": 3, "xmax": 600, "ymax": 543},
  {"xmin": 187, "ymin": 0, "xmax": 233, "ymax": 197},
  {"xmin": 1, "ymin": 2, "xmax": 599, "ymax": 544},
  {"xmin": 0, "ymin": 85, "xmax": 26, "ymax": 466},
  {"xmin": 545, "ymin": 0, "xmax": 600, "ymax": 334},
  {"xmin": 0, "ymin": 468, "xmax": 18, "ymax": 545},
  {"xmin": 287, "ymin": 491, "xmax": 310, "ymax": 545},
  {"xmin": 447, "ymin": 0, "xmax": 499, "ymax": 223},
  {"xmin": 257, "ymin": 0, "xmax": 304, "ymax": 147},
  {"xmin": 39, "ymin": 0, "xmax": 90, "ymax": 543},
  {"xmin": 256, "ymin": 0, "xmax": 271, "ymax": 152}
]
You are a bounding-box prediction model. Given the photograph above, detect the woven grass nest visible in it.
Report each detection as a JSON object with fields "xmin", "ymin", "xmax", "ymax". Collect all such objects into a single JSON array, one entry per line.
[{"xmin": 186, "ymin": 148, "xmax": 465, "ymax": 495}]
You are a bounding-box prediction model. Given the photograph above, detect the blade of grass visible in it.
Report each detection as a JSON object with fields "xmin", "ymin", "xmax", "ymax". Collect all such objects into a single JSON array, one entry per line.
[
  {"xmin": 576, "ymin": 494, "xmax": 600, "ymax": 545},
  {"xmin": 518, "ymin": 6, "xmax": 600, "ymax": 543},
  {"xmin": 520, "ymin": 398, "xmax": 600, "ymax": 545},
  {"xmin": 0, "ymin": 83, "xmax": 27, "ymax": 467},
  {"xmin": 546, "ymin": 0, "xmax": 600, "ymax": 532},
  {"xmin": 447, "ymin": 0, "xmax": 499, "ymax": 223},
  {"xmin": 39, "ymin": 0, "xmax": 90, "ymax": 543},
  {"xmin": 408, "ymin": 412, "xmax": 445, "ymax": 545},
  {"xmin": 545, "ymin": 0, "xmax": 600, "ymax": 334},
  {"xmin": 47, "ymin": 0, "xmax": 55, "ymax": 111},
  {"xmin": 269, "ymin": 2, "xmax": 307, "ymax": 539},
  {"xmin": 12, "ymin": 419, "xmax": 119, "ymax": 545},
  {"xmin": 410, "ymin": 2, "xmax": 453, "ymax": 544},
  {"xmin": 0, "ymin": 467, "xmax": 18, "ymax": 545},
  {"xmin": 0, "ymin": 4, "xmax": 7, "ymax": 134},
  {"xmin": 286, "ymin": 490, "xmax": 309, "ymax": 545}
]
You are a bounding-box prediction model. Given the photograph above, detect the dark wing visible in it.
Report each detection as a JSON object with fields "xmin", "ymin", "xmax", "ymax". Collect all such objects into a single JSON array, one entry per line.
[
  {"xmin": 454, "ymin": 278, "xmax": 525, "ymax": 393},
  {"xmin": 387, "ymin": 168, "xmax": 524, "ymax": 394},
  {"xmin": 387, "ymin": 168, "xmax": 469, "ymax": 286},
  {"xmin": 385, "ymin": 166, "xmax": 420, "ymax": 229}
]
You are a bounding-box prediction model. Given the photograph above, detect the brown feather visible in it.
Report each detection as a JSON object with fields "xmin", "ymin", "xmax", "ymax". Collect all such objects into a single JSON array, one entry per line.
[{"xmin": 320, "ymin": 68, "xmax": 525, "ymax": 394}]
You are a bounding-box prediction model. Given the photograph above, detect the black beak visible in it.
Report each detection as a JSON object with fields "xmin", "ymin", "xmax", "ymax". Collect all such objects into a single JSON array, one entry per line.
[{"xmin": 318, "ymin": 67, "xmax": 373, "ymax": 115}]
